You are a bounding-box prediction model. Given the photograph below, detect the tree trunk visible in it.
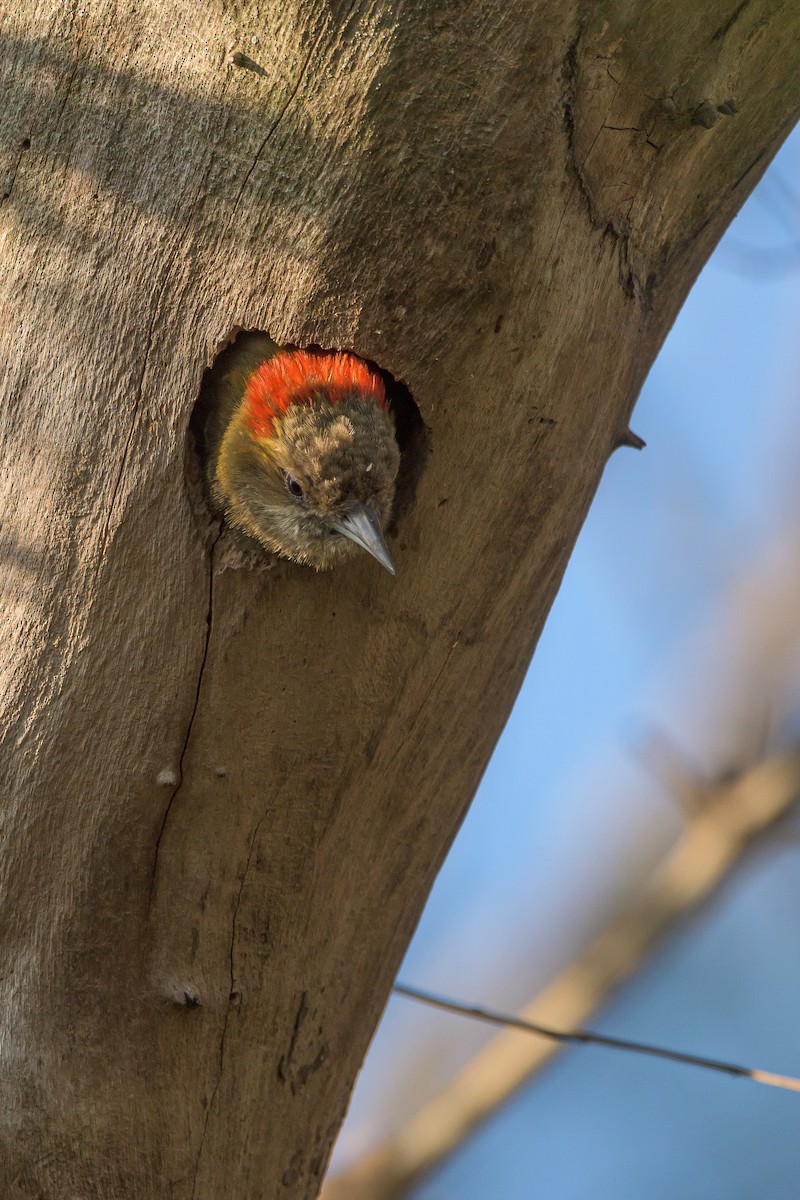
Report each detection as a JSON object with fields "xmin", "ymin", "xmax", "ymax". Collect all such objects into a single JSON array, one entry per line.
[{"xmin": 0, "ymin": 2, "xmax": 796, "ymax": 1196}]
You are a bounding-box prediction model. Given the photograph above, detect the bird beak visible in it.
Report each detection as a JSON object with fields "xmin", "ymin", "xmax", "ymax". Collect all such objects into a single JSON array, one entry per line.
[{"xmin": 333, "ymin": 503, "xmax": 395, "ymax": 575}]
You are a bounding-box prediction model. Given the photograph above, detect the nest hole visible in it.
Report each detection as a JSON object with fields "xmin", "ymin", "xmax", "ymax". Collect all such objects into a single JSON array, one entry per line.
[{"xmin": 187, "ymin": 327, "xmax": 430, "ymax": 551}]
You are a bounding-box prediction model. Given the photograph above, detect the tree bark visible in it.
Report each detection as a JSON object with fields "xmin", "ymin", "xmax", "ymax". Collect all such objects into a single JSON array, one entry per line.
[{"xmin": 0, "ymin": 2, "xmax": 796, "ymax": 1196}]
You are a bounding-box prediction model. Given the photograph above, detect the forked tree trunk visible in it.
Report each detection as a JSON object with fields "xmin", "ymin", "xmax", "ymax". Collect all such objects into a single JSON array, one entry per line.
[{"xmin": 0, "ymin": 2, "xmax": 796, "ymax": 1196}]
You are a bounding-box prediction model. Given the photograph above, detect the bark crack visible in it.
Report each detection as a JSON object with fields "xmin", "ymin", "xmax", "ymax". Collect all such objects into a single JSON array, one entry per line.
[
  {"xmin": 712, "ymin": 0, "xmax": 751, "ymax": 41},
  {"xmin": 148, "ymin": 533, "xmax": 220, "ymax": 916},
  {"xmin": 562, "ymin": 34, "xmax": 650, "ymax": 303},
  {"xmin": 51, "ymin": 45, "xmax": 83, "ymax": 136},
  {"xmin": 563, "ymin": 37, "xmax": 608, "ymax": 228},
  {"xmin": 384, "ymin": 638, "xmax": 460, "ymax": 775},
  {"xmin": 190, "ymin": 802, "xmax": 272, "ymax": 1196},
  {"xmin": 229, "ymin": 25, "xmax": 328, "ymax": 218},
  {"xmin": 1, "ymin": 144, "xmax": 28, "ymax": 204},
  {"xmin": 279, "ymin": 992, "xmax": 309, "ymax": 1083}
]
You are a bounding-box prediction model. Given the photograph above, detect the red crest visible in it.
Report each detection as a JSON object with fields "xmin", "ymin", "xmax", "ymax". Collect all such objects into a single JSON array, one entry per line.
[{"xmin": 244, "ymin": 350, "xmax": 387, "ymax": 439}]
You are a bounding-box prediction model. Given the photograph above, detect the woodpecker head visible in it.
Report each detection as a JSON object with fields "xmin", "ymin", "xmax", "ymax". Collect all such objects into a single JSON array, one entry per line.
[{"xmin": 215, "ymin": 349, "xmax": 400, "ymax": 572}]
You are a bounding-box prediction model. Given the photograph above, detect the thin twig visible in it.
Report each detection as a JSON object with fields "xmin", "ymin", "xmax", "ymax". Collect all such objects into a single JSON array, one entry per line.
[
  {"xmin": 393, "ymin": 982, "xmax": 800, "ymax": 1092},
  {"xmin": 323, "ymin": 751, "xmax": 800, "ymax": 1200}
]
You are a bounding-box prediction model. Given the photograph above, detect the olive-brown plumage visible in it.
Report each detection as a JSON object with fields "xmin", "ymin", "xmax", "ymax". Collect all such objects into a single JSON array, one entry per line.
[{"xmin": 201, "ymin": 335, "xmax": 400, "ymax": 572}]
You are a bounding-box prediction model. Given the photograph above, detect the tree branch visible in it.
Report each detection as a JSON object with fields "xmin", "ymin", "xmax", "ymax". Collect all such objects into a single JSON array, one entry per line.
[{"xmin": 325, "ymin": 751, "xmax": 800, "ymax": 1200}]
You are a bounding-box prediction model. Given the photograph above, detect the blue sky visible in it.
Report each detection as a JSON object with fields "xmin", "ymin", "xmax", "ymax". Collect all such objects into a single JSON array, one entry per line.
[{"xmin": 333, "ymin": 126, "xmax": 800, "ymax": 1197}]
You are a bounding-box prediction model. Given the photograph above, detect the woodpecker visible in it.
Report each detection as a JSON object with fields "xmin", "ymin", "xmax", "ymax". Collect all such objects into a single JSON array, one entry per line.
[{"xmin": 202, "ymin": 334, "xmax": 400, "ymax": 572}]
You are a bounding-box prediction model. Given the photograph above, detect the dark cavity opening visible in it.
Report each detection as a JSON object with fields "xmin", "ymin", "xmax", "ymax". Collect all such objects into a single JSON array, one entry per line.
[{"xmin": 187, "ymin": 327, "xmax": 430, "ymax": 554}]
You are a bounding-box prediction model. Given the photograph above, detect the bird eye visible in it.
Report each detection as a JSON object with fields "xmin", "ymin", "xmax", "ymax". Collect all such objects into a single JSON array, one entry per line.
[{"xmin": 283, "ymin": 472, "xmax": 305, "ymax": 500}]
